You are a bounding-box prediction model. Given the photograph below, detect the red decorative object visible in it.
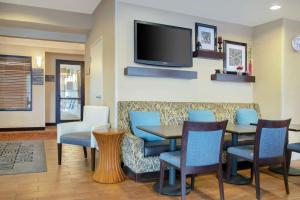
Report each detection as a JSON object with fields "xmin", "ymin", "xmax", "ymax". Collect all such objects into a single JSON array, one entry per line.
[
  {"xmin": 236, "ymin": 65, "xmax": 243, "ymax": 75},
  {"xmin": 248, "ymin": 61, "xmax": 253, "ymax": 75}
]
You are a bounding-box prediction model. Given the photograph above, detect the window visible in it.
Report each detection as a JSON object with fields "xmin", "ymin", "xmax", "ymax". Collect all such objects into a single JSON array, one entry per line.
[{"xmin": 0, "ymin": 55, "xmax": 32, "ymax": 111}]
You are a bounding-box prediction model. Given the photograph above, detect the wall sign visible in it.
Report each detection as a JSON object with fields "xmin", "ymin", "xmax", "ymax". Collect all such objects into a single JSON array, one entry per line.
[
  {"xmin": 32, "ymin": 68, "xmax": 44, "ymax": 85},
  {"xmin": 45, "ymin": 75, "xmax": 55, "ymax": 82}
]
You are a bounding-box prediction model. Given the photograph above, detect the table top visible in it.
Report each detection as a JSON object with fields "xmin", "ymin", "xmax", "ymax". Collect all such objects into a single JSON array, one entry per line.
[
  {"xmin": 286, "ymin": 124, "xmax": 300, "ymax": 132},
  {"xmin": 137, "ymin": 125, "xmax": 183, "ymax": 139},
  {"xmin": 137, "ymin": 123, "xmax": 300, "ymax": 139},
  {"xmin": 250, "ymin": 123, "xmax": 300, "ymax": 132},
  {"xmin": 137, "ymin": 123, "xmax": 258, "ymax": 139},
  {"xmin": 93, "ymin": 129, "xmax": 124, "ymax": 136}
]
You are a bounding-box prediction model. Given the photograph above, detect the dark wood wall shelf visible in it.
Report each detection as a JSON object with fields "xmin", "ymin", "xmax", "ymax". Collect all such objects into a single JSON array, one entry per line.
[
  {"xmin": 124, "ymin": 66, "xmax": 197, "ymax": 79},
  {"xmin": 193, "ymin": 50, "xmax": 224, "ymax": 60},
  {"xmin": 211, "ymin": 73, "xmax": 255, "ymax": 83}
]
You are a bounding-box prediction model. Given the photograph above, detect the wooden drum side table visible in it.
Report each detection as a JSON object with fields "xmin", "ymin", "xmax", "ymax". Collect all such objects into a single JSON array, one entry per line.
[{"xmin": 92, "ymin": 129, "xmax": 125, "ymax": 183}]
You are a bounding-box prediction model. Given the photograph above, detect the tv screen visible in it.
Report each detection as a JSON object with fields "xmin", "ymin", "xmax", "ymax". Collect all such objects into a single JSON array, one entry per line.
[{"xmin": 134, "ymin": 20, "xmax": 192, "ymax": 67}]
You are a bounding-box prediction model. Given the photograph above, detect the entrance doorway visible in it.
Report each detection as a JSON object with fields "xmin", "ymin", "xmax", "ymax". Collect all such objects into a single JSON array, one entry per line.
[{"xmin": 56, "ymin": 60, "xmax": 84, "ymax": 123}]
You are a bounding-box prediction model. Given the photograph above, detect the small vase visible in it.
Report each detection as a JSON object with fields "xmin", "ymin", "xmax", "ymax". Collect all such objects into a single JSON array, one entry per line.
[{"xmin": 248, "ymin": 61, "xmax": 253, "ymax": 75}]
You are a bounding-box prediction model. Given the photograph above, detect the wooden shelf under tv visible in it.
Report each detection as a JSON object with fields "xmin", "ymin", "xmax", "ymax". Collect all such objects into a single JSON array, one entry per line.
[
  {"xmin": 193, "ymin": 50, "xmax": 224, "ymax": 60},
  {"xmin": 211, "ymin": 73, "xmax": 255, "ymax": 83},
  {"xmin": 124, "ymin": 66, "xmax": 198, "ymax": 79}
]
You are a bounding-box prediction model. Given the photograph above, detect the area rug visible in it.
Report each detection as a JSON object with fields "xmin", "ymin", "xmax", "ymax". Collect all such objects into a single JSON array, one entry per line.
[{"xmin": 0, "ymin": 140, "xmax": 47, "ymax": 175}]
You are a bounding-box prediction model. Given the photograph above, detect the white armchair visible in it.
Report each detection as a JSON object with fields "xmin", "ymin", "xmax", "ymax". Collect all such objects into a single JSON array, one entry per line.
[{"xmin": 57, "ymin": 105, "xmax": 110, "ymax": 171}]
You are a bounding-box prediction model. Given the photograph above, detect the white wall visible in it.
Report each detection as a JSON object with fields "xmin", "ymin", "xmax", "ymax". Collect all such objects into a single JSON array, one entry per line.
[
  {"xmin": 281, "ymin": 19, "xmax": 300, "ymax": 160},
  {"xmin": 0, "ymin": 36, "xmax": 84, "ymax": 128},
  {"xmin": 253, "ymin": 20, "xmax": 283, "ymax": 119},
  {"xmin": 117, "ymin": 2, "xmax": 254, "ymax": 103},
  {"xmin": 0, "ymin": 44, "xmax": 45, "ymax": 128},
  {"xmin": 85, "ymin": 0, "xmax": 116, "ymax": 126}
]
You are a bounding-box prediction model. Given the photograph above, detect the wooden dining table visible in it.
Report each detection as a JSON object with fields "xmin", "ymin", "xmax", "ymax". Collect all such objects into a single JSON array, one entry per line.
[
  {"xmin": 138, "ymin": 123, "xmax": 300, "ymax": 192},
  {"xmin": 137, "ymin": 125, "xmax": 187, "ymax": 196},
  {"xmin": 137, "ymin": 123, "xmax": 258, "ymax": 194}
]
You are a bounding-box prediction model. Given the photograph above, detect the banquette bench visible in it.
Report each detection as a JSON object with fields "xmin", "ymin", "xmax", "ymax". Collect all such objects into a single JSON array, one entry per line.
[{"xmin": 119, "ymin": 101, "xmax": 260, "ymax": 181}]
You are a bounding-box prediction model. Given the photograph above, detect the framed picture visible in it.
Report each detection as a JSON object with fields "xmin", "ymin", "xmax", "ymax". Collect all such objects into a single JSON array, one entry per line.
[
  {"xmin": 195, "ymin": 23, "xmax": 217, "ymax": 51},
  {"xmin": 223, "ymin": 40, "xmax": 247, "ymax": 73}
]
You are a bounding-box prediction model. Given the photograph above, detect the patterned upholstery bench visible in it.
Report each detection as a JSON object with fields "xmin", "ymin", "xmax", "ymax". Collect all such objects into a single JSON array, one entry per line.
[{"xmin": 119, "ymin": 101, "xmax": 260, "ymax": 181}]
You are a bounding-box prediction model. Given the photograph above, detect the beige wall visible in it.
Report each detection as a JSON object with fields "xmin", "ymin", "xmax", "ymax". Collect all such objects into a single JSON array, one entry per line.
[
  {"xmin": 0, "ymin": 37, "xmax": 84, "ymax": 128},
  {"xmin": 282, "ymin": 19, "xmax": 300, "ymax": 122},
  {"xmin": 0, "ymin": 44, "xmax": 45, "ymax": 128},
  {"xmin": 45, "ymin": 53, "xmax": 84, "ymax": 123},
  {"xmin": 253, "ymin": 20, "xmax": 283, "ymax": 119},
  {"xmin": 85, "ymin": 0, "xmax": 116, "ymax": 126},
  {"xmin": 117, "ymin": 3, "xmax": 254, "ymax": 105}
]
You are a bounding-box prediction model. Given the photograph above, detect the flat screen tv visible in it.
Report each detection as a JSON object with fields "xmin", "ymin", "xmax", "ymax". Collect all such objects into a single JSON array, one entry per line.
[{"xmin": 134, "ymin": 20, "xmax": 192, "ymax": 67}]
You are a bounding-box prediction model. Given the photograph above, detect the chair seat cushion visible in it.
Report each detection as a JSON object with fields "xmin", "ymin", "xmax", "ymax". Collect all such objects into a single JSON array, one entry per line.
[
  {"xmin": 288, "ymin": 143, "xmax": 300, "ymax": 153},
  {"xmin": 227, "ymin": 145, "xmax": 254, "ymax": 160},
  {"xmin": 160, "ymin": 151, "xmax": 181, "ymax": 168},
  {"xmin": 60, "ymin": 131, "xmax": 91, "ymax": 147},
  {"xmin": 144, "ymin": 140, "xmax": 181, "ymax": 157}
]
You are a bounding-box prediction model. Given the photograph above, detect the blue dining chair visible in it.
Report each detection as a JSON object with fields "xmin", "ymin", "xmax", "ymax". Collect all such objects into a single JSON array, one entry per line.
[
  {"xmin": 159, "ymin": 120, "xmax": 228, "ymax": 200},
  {"xmin": 188, "ymin": 109, "xmax": 216, "ymax": 122},
  {"xmin": 226, "ymin": 119, "xmax": 291, "ymax": 199},
  {"xmin": 287, "ymin": 143, "xmax": 300, "ymax": 171},
  {"xmin": 236, "ymin": 108, "xmax": 258, "ymax": 125},
  {"xmin": 129, "ymin": 111, "xmax": 164, "ymax": 142}
]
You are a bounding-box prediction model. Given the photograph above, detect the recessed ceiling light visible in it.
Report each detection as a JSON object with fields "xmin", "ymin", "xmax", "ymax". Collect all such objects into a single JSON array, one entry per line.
[{"xmin": 270, "ymin": 4, "xmax": 282, "ymax": 10}]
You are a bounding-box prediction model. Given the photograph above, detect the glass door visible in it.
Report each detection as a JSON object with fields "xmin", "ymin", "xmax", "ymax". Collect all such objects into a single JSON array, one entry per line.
[{"xmin": 56, "ymin": 60, "xmax": 84, "ymax": 123}]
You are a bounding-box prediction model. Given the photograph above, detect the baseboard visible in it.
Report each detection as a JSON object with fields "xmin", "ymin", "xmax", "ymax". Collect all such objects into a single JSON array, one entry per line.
[
  {"xmin": 0, "ymin": 127, "xmax": 45, "ymax": 132},
  {"xmin": 123, "ymin": 166, "xmax": 160, "ymax": 182},
  {"xmin": 45, "ymin": 123, "xmax": 57, "ymax": 126}
]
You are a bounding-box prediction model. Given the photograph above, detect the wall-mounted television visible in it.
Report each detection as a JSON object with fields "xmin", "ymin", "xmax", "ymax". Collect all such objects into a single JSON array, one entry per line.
[{"xmin": 134, "ymin": 20, "xmax": 192, "ymax": 67}]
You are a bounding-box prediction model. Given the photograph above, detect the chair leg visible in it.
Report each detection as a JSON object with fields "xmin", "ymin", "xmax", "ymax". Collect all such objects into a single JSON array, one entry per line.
[
  {"xmin": 286, "ymin": 149, "xmax": 292, "ymax": 172},
  {"xmin": 83, "ymin": 147, "xmax": 87, "ymax": 158},
  {"xmin": 57, "ymin": 143, "xmax": 62, "ymax": 165},
  {"xmin": 159, "ymin": 160, "xmax": 165, "ymax": 194},
  {"xmin": 191, "ymin": 175, "xmax": 195, "ymax": 190},
  {"xmin": 226, "ymin": 153, "xmax": 232, "ymax": 180},
  {"xmin": 250, "ymin": 164, "xmax": 254, "ymax": 184},
  {"xmin": 181, "ymin": 172, "xmax": 187, "ymax": 200},
  {"xmin": 218, "ymin": 165, "xmax": 225, "ymax": 200},
  {"xmin": 254, "ymin": 164, "xmax": 260, "ymax": 200},
  {"xmin": 91, "ymin": 148, "xmax": 96, "ymax": 171},
  {"xmin": 282, "ymin": 161, "xmax": 290, "ymax": 194}
]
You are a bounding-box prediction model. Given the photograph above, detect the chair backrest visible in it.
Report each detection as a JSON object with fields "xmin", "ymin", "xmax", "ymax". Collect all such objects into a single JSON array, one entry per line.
[
  {"xmin": 82, "ymin": 106, "xmax": 109, "ymax": 126},
  {"xmin": 236, "ymin": 108, "xmax": 258, "ymax": 125},
  {"xmin": 188, "ymin": 110, "xmax": 216, "ymax": 122},
  {"xmin": 180, "ymin": 120, "xmax": 228, "ymax": 168},
  {"xmin": 255, "ymin": 119, "xmax": 291, "ymax": 159},
  {"xmin": 129, "ymin": 111, "xmax": 163, "ymax": 141}
]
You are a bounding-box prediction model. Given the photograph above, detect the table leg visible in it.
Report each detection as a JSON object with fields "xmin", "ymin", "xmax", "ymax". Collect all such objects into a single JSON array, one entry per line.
[
  {"xmin": 153, "ymin": 138, "xmax": 190, "ymax": 196},
  {"xmin": 224, "ymin": 134, "xmax": 252, "ymax": 185}
]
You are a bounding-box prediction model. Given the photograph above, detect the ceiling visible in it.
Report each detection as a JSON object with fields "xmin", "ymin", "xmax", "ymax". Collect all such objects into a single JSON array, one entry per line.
[
  {"xmin": 1, "ymin": 0, "xmax": 299, "ymax": 26},
  {"xmin": 0, "ymin": 0, "xmax": 102, "ymax": 14},
  {"xmin": 120, "ymin": 0, "xmax": 300, "ymax": 26}
]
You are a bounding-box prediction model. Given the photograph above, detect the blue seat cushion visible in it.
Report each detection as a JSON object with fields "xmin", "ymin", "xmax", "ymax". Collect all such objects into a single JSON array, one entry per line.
[
  {"xmin": 288, "ymin": 143, "xmax": 300, "ymax": 153},
  {"xmin": 129, "ymin": 111, "xmax": 164, "ymax": 142},
  {"xmin": 160, "ymin": 151, "xmax": 181, "ymax": 168},
  {"xmin": 227, "ymin": 145, "xmax": 254, "ymax": 160},
  {"xmin": 188, "ymin": 110, "xmax": 215, "ymax": 122},
  {"xmin": 60, "ymin": 132, "xmax": 91, "ymax": 147},
  {"xmin": 236, "ymin": 108, "xmax": 258, "ymax": 125}
]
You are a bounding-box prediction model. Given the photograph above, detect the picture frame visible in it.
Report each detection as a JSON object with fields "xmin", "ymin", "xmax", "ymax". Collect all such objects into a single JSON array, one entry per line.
[
  {"xmin": 223, "ymin": 40, "xmax": 247, "ymax": 73},
  {"xmin": 195, "ymin": 23, "xmax": 217, "ymax": 51}
]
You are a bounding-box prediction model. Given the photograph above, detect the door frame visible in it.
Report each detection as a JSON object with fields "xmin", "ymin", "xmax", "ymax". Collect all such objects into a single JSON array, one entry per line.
[{"xmin": 55, "ymin": 59, "xmax": 85, "ymax": 123}]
